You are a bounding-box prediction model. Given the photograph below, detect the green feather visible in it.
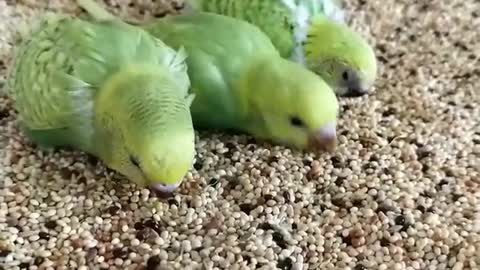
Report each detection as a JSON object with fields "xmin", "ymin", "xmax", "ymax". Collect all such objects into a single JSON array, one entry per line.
[
  {"xmin": 186, "ymin": 0, "xmax": 296, "ymax": 58},
  {"xmin": 185, "ymin": 0, "xmax": 346, "ymax": 60},
  {"xmin": 8, "ymin": 13, "xmax": 196, "ymax": 188},
  {"xmin": 141, "ymin": 13, "xmax": 279, "ymax": 130},
  {"xmin": 76, "ymin": 0, "xmax": 340, "ymax": 153},
  {"xmin": 184, "ymin": 0, "xmax": 377, "ymax": 97},
  {"xmin": 8, "ymin": 14, "xmax": 191, "ymax": 154}
]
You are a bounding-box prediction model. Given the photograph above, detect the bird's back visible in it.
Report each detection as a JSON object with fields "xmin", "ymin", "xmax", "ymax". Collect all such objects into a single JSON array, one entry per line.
[
  {"xmin": 144, "ymin": 13, "xmax": 279, "ymax": 129},
  {"xmin": 7, "ymin": 14, "xmax": 184, "ymax": 151}
]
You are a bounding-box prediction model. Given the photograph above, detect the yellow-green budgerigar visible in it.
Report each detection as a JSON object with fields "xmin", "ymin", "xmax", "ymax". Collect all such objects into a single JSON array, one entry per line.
[
  {"xmin": 185, "ymin": 0, "xmax": 378, "ymax": 98},
  {"xmin": 77, "ymin": 0, "xmax": 340, "ymax": 153},
  {"xmin": 7, "ymin": 14, "xmax": 196, "ymax": 193}
]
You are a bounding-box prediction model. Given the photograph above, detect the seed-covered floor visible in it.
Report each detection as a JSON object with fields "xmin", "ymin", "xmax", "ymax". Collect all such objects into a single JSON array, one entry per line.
[{"xmin": 0, "ymin": 0, "xmax": 479, "ymax": 270}]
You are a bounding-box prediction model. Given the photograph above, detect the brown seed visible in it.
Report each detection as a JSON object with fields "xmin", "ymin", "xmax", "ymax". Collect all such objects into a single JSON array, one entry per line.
[
  {"xmin": 351, "ymin": 236, "xmax": 366, "ymax": 248},
  {"xmin": 204, "ymin": 217, "xmax": 221, "ymax": 231},
  {"xmin": 146, "ymin": 255, "xmax": 161, "ymax": 270},
  {"xmin": 239, "ymin": 203, "xmax": 256, "ymax": 214},
  {"xmin": 306, "ymin": 162, "xmax": 322, "ymax": 180},
  {"xmin": 112, "ymin": 247, "xmax": 130, "ymax": 259},
  {"xmin": 59, "ymin": 167, "xmax": 73, "ymax": 179},
  {"xmin": 272, "ymin": 232, "xmax": 288, "ymax": 249},
  {"xmin": 44, "ymin": 220, "xmax": 57, "ymax": 230},
  {"xmin": 106, "ymin": 205, "xmax": 120, "ymax": 215}
]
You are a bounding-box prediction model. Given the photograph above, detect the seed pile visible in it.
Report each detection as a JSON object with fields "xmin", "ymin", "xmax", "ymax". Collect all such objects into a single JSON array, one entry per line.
[{"xmin": 1, "ymin": 0, "xmax": 479, "ymax": 270}]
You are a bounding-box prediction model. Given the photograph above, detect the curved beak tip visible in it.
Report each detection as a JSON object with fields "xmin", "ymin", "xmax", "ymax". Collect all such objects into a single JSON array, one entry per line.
[
  {"xmin": 345, "ymin": 88, "xmax": 368, "ymax": 97},
  {"xmin": 315, "ymin": 137, "xmax": 337, "ymax": 153},
  {"xmin": 309, "ymin": 123, "xmax": 338, "ymax": 153},
  {"xmin": 149, "ymin": 182, "xmax": 180, "ymax": 196}
]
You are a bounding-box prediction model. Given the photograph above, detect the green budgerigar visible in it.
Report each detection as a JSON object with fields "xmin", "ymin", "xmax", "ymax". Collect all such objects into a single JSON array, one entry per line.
[
  {"xmin": 185, "ymin": 0, "xmax": 378, "ymax": 98},
  {"xmin": 77, "ymin": 0, "xmax": 340, "ymax": 153},
  {"xmin": 7, "ymin": 14, "xmax": 196, "ymax": 193}
]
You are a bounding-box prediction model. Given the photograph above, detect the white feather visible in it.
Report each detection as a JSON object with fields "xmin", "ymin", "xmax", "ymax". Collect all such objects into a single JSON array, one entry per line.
[
  {"xmin": 280, "ymin": 0, "xmax": 311, "ymax": 65},
  {"xmin": 280, "ymin": 0, "xmax": 346, "ymax": 65}
]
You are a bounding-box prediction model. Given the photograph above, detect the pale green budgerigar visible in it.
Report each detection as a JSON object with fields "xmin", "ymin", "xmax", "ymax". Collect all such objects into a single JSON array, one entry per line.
[
  {"xmin": 7, "ymin": 14, "xmax": 196, "ymax": 193},
  {"xmin": 77, "ymin": 0, "xmax": 340, "ymax": 153},
  {"xmin": 185, "ymin": 0, "xmax": 377, "ymax": 97}
]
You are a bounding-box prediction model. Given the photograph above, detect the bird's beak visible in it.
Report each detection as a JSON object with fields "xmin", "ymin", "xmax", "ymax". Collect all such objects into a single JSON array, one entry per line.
[
  {"xmin": 342, "ymin": 79, "xmax": 371, "ymax": 97},
  {"xmin": 344, "ymin": 86, "xmax": 368, "ymax": 97},
  {"xmin": 308, "ymin": 122, "xmax": 337, "ymax": 152},
  {"xmin": 150, "ymin": 182, "xmax": 180, "ymax": 196}
]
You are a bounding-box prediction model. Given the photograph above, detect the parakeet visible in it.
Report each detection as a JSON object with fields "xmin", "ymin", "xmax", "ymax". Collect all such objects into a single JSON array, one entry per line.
[
  {"xmin": 185, "ymin": 0, "xmax": 378, "ymax": 98},
  {"xmin": 77, "ymin": 0, "xmax": 339, "ymax": 153},
  {"xmin": 7, "ymin": 14, "xmax": 196, "ymax": 193}
]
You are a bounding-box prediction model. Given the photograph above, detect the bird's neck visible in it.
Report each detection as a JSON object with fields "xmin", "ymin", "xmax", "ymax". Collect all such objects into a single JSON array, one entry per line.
[{"xmin": 231, "ymin": 54, "xmax": 278, "ymax": 138}]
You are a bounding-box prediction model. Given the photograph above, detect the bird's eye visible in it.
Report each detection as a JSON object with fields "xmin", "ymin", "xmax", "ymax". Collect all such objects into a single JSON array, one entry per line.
[
  {"xmin": 342, "ymin": 70, "xmax": 349, "ymax": 81},
  {"xmin": 129, "ymin": 155, "xmax": 141, "ymax": 168},
  {"xmin": 289, "ymin": 116, "xmax": 305, "ymax": 127}
]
